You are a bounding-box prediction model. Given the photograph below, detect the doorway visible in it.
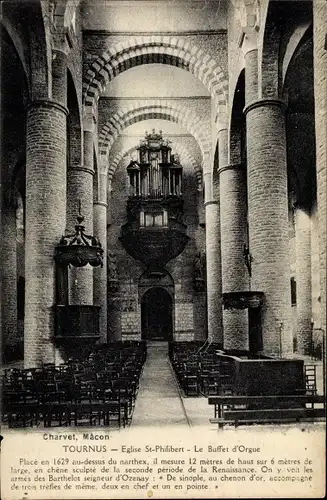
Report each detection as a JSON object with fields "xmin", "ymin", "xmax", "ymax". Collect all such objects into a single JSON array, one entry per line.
[{"xmin": 141, "ymin": 287, "xmax": 173, "ymax": 341}]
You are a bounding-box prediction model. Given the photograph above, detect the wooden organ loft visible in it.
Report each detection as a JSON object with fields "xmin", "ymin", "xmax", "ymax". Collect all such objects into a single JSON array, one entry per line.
[{"xmin": 120, "ymin": 130, "xmax": 189, "ymax": 268}]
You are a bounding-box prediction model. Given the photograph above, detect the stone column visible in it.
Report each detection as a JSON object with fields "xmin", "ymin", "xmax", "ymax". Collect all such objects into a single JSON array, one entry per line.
[
  {"xmin": 204, "ymin": 168, "xmax": 223, "ymax": 345},
  {"xmin": 193, "ymin": 291, "xmax": 207, "ymax": 341},
  {"xmin": 52, "ymin": 49, "xmax": 67, "ymax": 107},
  {"xmin": 24, "ymin": 45, "xmax": 68, "ymax": 367},
  {"xmin": 313, "ymin": 1, "xmax": 327, "ymax": 339},
  {"xmin": 93, "ymin": 171, "xmax": 108, "ymax": 342},
  {"xmin": 219, "ymin": 161, "xmax": 249, "ymax": 350},
  {"xmin": 295, "ymin": 207, "xmax": 312, "ymax": 354},
  {"xmin": 218, "ymin": 122, "xmax": 249, "ymax": 350},
  {"xmin": 106, "ymin": 183, "xmax": 122, "ymax": 342},
  {"xmin": 108, "ymin": 297, "xmax": 122, "ymax": 341},
  {"xmin": 1, "ymin": 204, "xmax": 18, "ymax": 354},
  {"xmin": 244, "ymin": 47, "xmax": 258, "ymax": 105},
  {"xmin": 244, "ymin": 98, "xmax": 293, "ymax": 357},
  {"xmin": 67, "ymin": 124, "xmax": 94, "ymax": 305},
  {"xmin": 24, "ymin": 99, "xmax": 67, "ymax": 367}
]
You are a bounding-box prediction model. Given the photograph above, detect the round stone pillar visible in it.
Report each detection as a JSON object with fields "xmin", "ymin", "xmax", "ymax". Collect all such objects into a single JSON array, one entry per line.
[
  {"xmin": 244, "ymin": 98, "xmax": 293, "ymax": 357},
  {"xmin": 1, "ymin": 204, "xmax": 18, "ymax": 354},
  {"xmin": 295, "ymin": 207, "xmax": 312, "ymax": 354},
  {"xmin": 67, "ymin": 129, "xmax": 94, "ymax": 305},
  {"xmin": 108, "ymin": 297, "xmax": 122, "ymax": 341},
  {"xmin": 106, "ymin": 182, "xmax": 122, "ymax": 342},
  {"xmin": 204, "ymin": 171, "xmax": 223, "ymax": 345},
  {"xmin": 313, "ymin": 1, "xmax": 327, "ymax": 339},
  {"xmin": 52, "ymin": 50, "xmax": 67, "ymax": 107},
  {"xmin": 219, "ymin": 163, "xmax": 249, "ymax": 350},
  {"xmin": 93, "ymin": 172, "xmax": 108, "ymax": 343},
  {"xmin": 24, "ymin": 99, "xmax": 67, "ymax": 367},
  {"xmin": 245, "ymin": 48, "xmax": 258, "ymax": 105}
]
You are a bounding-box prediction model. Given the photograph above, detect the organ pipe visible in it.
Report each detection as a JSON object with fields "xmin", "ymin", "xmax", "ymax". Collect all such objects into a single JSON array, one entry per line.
[{"xmin": 127, "ymin": 130, "xmax": 183, "ymax": 200}]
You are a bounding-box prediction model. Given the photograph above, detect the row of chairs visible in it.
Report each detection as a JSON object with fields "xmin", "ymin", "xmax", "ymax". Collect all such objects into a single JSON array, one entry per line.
[
  {"xmin": 169, "ymin": 341, "xmax": 203, "ymax": 396},
  {"xmin": 170, "ymin": 341, "xmax": 234, "ymax": 396},
  {"xmin": 2, "ymin": 341, "xmax": 147, "ymax": 428}
]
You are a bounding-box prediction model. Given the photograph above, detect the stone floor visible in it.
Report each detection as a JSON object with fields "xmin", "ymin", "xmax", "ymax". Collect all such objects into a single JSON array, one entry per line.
[{"xmin": 132, "ymin": 342, "xmax": 191, "ymax": 427}]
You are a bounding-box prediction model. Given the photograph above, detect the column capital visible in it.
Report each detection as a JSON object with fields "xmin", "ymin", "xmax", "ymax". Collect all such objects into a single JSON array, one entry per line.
[
  {"xmin": 26, "ymin": 98, "xmax": 69, "ymax": 116},
  {"xmin": 218, "ymin": 163, "xmax": 245, "ymax": 175},
  {"xmin": 243, "ymin": 98, "xmax": 287, "ymax": 116}
]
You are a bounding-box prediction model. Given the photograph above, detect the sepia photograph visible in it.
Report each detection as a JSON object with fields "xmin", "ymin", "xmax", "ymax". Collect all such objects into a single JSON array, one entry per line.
[{"xmin": 0, "ymin": 0, "xmax": 326, "ymax": 498}]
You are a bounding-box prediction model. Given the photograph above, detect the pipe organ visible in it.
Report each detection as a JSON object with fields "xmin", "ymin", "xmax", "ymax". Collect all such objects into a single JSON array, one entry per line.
[
  {"xmin": 120, "ymin": 130, "xmax": 189, "ymax": 267},
  {"xmin": 127, "ymin": 130, "xmax": 182, "ymax": 202}
]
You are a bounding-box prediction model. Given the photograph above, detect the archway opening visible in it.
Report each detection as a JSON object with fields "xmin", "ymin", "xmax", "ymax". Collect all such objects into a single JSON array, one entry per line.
[
  {"xmin": 1, "ymin": 26, "xmax": 28, "ymax": 363},
  {"xmin": 283, "ymin": 23, "xmax": 317, "ymax": 356},
  {"xmin": 141, "ymin": 287, "xmax": 173, "ymax": 341}
]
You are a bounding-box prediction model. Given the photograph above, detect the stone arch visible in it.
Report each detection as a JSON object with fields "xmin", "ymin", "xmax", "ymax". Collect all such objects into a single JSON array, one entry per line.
[
  {"xmin": 283, "ymin": 25, "xmax": 315, "ymax": 210},
  {"xmin": 260, "ymin": 0, "xmax": 312, "ymax": 99},
  {"xmin": 0, "ymin": 17, "xmax": 29, "ymax": 83},
  {"xmin": 83, "ymin": 38, "xmax": 228, "ymax": 117},
  {"xmin": 51, "ymin": 0, "xmax": 82, "ymax": 116},
  {"xmin": 107, "ymin": 143, "xmax": 202, "ymax": 190},
  {"xmin": 138, "ymin": 268, "xmax": 174, "ymax": 301},
  {"xmin": 260, "ymin": 1, "xmax": 283, "ymax": 99},
  {"xmin": 282, "ymin": 22, "xmax": 312, "ymax": 85},
  {"xmin": 28, "ymin": 1, "xmax": 52, "ymax": 99},
  {"xmin": 98, "ymin": 102, "xmax": 210, "ymax": 163}
]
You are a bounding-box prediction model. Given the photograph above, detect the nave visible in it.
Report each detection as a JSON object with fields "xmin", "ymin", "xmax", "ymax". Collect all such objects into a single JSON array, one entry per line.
[
  {"xmin": 1, "ymin": 0, "xmax": 326, "ymax": 432},
  {"xmin": 2, "ymin": 340, "xmax": 324, "ymax": 430}
]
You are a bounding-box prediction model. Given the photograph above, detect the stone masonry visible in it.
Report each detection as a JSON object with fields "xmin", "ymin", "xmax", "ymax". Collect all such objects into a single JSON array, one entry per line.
[{"xmin": 0, "ymin": 0, "xmax": 325, "ymax": 363}]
